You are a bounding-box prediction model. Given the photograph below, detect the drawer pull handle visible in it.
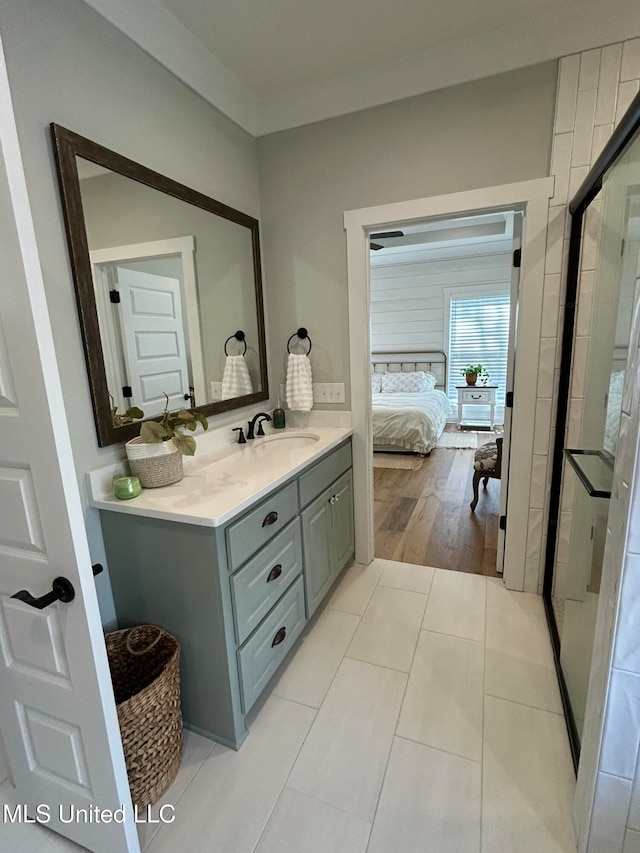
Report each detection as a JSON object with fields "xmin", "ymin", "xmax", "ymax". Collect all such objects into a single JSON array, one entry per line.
[
  {"xmin": 272, "ymin": 626, "xmax": 286, "ymax": 647},
  {"xmin": 262, "ymin": 511, "xmax": 278, "ymax": 527},
  {"xmin": 471, "ymin": 394, "xmax": 482, "ymax": 399},
  {"xmin": 267, "ymin": 564, "xmax": 282, "ymax": 583}
]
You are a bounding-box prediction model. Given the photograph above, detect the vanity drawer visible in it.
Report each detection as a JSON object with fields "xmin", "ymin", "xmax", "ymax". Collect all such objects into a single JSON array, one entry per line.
[
  {"xmin": 226, "ymin": 481, "xmax": 298, "ymax": 571},
  {"xmin": 298, "ymin": 441, "xmax": 352, "ymax": 508},
  {"xmin": 230, "ymin": 519, "xmax": 303, "ymax": 645},
  {"xmin": 237, "ymin": 575, "xmax": 306, "ymax": 713},
  {"xmin": 460, "ymin": 388, "xmax": 492, "ymax": 403}
]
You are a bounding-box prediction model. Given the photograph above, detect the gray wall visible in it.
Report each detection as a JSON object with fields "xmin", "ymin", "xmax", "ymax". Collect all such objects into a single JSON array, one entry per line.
[
  {"xmin": 256, "ymin": 62, "xmax": 558, "ymax": 405},
  {"xmin": 0, "ymin": 0, "xmax": 263, "ymax": 625}
]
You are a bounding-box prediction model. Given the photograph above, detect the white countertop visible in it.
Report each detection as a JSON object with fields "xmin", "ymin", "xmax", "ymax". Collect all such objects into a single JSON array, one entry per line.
[{"xmin": 87, "ymin": 427, "xmax": 353, "ymax": 528}]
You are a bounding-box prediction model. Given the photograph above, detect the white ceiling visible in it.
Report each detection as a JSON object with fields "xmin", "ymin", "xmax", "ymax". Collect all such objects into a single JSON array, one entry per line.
[
  {"xmin": 84, "ymin": 0, "xmax": 640, "ymax": 135},
  {"xmin": 161, "ymin": 0, "xmax": 561, "ymax": 99}
]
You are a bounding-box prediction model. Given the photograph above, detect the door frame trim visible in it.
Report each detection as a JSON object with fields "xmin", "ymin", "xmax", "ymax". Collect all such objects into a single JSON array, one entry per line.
[{"xmin": 344, "ymin": 176, "xmax": 554, "ymax": 590}]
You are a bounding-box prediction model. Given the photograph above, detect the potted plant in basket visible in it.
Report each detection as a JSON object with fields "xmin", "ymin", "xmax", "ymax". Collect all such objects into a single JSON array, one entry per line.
[
  {"xmin": 125, "ymin": 394, "xmax": 208, "ymax": 488},
  {"xmin": 460, "ymin": 364, "xmax": 489, "ymax": 386}
]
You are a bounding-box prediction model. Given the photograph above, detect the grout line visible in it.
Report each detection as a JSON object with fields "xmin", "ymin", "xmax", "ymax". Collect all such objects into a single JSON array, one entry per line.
[
  {"xmin": 141, "ymin": 737, "xmax": 218, "ymax": 850},
  {"xmin": 394, "ymin": 733, "xmax": 482, "ymax": 766},
  {"xmin": 270, "ymin": 693, "xmax": 322, "ymax": 711},
  {"xmin": 419, "ymin": 626, "xmax": 485, "ymax": 644},
  {"xmin": 365, "ymin": 626, "xmax": 424, "ymax": 849},
  {"xmin": 480, "ymin": 573, "xmax": 488, "ymax": 853},
  {"xmin": 361, "ymin": 576, "xmax": 428, "ymax": 849},
  {"xmin": 483, "ymin": 692, "xmax": 565, "ymax": 716}
]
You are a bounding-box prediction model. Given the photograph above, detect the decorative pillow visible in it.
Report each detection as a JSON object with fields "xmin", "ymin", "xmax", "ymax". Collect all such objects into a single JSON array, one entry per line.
[
  {"xmin": 380, "ymin": 371, "xmax": 427, "ymax": 393},
  {"xmin": 422, "ymin": 371, "xmax": 438, "ymax": 390},
  {"xmin": 371, "ymin": 373, "xmax": 382, "ymax": 394}
]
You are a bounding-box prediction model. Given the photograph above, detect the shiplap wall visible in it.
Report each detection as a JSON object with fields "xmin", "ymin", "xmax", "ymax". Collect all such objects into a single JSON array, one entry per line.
[{"xmin": 370, "ymin": 238, "xmax": 513, "ymax": 352}]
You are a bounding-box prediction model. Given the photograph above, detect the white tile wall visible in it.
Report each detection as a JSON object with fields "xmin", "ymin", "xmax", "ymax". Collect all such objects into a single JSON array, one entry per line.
[
  {"xmin": 572, "ymin": 89, "xmax": 598, "ymax": 167},
  {"xmin": 616, "ymin": 80, "xmax": 640, "ymax": 125},
  {"xmin": 600, "ymin": 669, "xmax": 640, "ymax": 779},
  {"xmin": 528, "ymin": 45, "xmax": 640, "ymax": 853},
  {"xmin": 541, "ymin": 273, "xmax": 562, "ymax": 337},
  {"xmin": 624, "ymin": 829, "xmax": 640, "ymax": 853},
  {"xmin": 594, "ymin": 44, "xmax": 622, "ymax": 126},
  {"xmin": 588, "ymin": 772, "xmax": 633, "ymax": 853},
  {"xmin": 527, "ymin": 38, "xmax": 640, "ymax": 601},
  {"xmin": 620, "ymin": 39, "xmax": 640, "ymax": 83},
  {"xmin": 555, "ymin": 55, "xmax": 581, "ymax": 134},
  {"xmin": 579, "ymin": 50, "xmax": 602, "ymax": 92}
]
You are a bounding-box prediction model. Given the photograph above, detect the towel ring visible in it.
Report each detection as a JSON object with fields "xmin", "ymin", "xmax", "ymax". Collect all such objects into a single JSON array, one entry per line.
[
  {"xmin": 287, "ymin": 327, "xmax": 312, "ymax": 355},
  {"xmin": 224, "ymin": 330, "xmax": 247, "ymax": 356}
]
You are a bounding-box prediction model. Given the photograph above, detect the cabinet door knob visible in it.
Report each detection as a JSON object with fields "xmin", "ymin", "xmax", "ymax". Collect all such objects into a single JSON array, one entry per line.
[
  {"xmin": 267, "ymin": 564, "xmax": 282, "ymax": 583},
  {"xmin": 271, "ymin": 626, "xmax": 287, "ymax": 647},
  {"xmin": 329, "ymin": 496, "xmax": 336, "ymax": 504},
  {"xmin": 335, "ymin": 494, "xmax": 340, "ymax": 502},
  {"xmin": 262, "ymin": 510, "xmax": 278, "ymax": 527}
]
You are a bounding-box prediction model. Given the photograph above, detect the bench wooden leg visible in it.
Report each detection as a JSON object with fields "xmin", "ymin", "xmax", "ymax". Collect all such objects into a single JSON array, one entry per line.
[{"xmin": 470, "ymin": 471, "xmax": 482, "ymax": 511}]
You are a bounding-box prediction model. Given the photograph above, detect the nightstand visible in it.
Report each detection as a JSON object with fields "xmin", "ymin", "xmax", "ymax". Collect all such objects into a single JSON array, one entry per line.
[{"xmin": 456, "ymin": 385, "xmax": 498, "ymax": 429}]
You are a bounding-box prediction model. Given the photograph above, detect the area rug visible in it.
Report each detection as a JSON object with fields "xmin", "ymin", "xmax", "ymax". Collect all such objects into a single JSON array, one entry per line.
[
  {"xmin": 373, "ymin": 453, "xmax": 425, "ymax": 471},
  {"xmin": 436, "ymin": 432, "xmax": 479, "ymax": 449}
]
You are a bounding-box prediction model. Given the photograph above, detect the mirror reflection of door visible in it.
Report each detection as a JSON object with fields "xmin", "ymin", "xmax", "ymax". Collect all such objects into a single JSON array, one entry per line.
[
  {"xmin": 116, "ymin": 266, "xmax": 191, "ymax": 417},
  {"xmin": 90, "ymin": 237, "xmax": 208, "ymax": 422}
]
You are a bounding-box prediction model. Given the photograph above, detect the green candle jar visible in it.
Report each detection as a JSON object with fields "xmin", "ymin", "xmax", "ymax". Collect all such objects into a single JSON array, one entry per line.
[{"xmin": 113, "ymin": 475, "xmax": 142, "ymax": 500}]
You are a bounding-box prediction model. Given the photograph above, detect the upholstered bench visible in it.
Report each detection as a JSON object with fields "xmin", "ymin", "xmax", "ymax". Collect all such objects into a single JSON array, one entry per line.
[{"xmin": 470, "ymin": 436, "xmax": 503, "ymax": 511}]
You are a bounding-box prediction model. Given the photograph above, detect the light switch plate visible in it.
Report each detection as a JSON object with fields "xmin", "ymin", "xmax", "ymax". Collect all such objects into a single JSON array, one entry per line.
[
  {"xmin": 313, "ymin": 383, "xmax": 345, "ymax": 403},
  {"xmin": 279, "ymin": 383, "xmax": 346, "ymax": 404}
]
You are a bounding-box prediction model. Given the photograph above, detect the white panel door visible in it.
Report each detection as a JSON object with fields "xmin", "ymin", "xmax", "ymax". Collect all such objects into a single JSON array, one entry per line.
[
  {"xmin": 0, "ymin": 41, "xmax": 139, "ymax": 852},
  {"xmin": 117, "ymin": 267, "xmax": 190, "ymax": 417}
]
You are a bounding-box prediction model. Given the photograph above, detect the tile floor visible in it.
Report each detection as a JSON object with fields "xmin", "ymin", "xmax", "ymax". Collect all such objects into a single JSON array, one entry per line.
[{"xmin": 2, "ymin": 560, "xmax": 578, "ymax": 853}]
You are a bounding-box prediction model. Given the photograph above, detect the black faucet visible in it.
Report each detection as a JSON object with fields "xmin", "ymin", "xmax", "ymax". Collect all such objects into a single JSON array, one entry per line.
[{"xmin": 247, "ymin": 412, "xmax": 272, "ymax": 439}]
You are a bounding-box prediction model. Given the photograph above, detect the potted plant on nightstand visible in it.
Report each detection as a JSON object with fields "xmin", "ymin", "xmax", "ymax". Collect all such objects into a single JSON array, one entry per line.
[
  {"xmin": 460, "ymin": 364, "xmax": 489, "ymax": 386},
  {"xmin": 125, "ymin": 394, "xmax": 208, "ymax": 488}
]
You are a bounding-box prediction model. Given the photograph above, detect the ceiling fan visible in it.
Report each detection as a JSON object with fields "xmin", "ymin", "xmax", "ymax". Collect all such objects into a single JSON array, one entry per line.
[{"xmin": 369, "ymin": 230, "xmax": 404, "ymax": 250}]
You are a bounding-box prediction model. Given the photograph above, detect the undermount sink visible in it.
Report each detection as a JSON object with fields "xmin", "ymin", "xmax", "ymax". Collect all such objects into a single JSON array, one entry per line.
[{"xmin": 255, "ymin": 432, "xmax": 320, "ymax": 450}]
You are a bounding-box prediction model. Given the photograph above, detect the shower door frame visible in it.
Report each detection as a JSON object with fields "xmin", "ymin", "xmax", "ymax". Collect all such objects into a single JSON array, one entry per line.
[{"xmin": 542, "ymin": 90, "xmax": 640, "ymax": 771}]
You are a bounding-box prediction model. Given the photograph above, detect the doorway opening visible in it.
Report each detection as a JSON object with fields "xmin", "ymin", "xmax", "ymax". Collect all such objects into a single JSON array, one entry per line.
[
  {"xmin": 345, "ymin": 176, "xmax": 554, "ymax": 591},
  {"xmin": 368, "ymin": 209, "xmax": 521, "ymax": 576}
]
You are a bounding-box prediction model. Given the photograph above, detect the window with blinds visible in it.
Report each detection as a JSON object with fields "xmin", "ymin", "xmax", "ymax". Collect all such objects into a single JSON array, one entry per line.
[{"xmin": 447, "ymin": 293, "xmax": 510, "ymax": 407}]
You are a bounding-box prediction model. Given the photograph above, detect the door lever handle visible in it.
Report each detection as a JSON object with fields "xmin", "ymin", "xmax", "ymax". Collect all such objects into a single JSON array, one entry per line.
[{"xmin": 11, "ymin": 577, "xmax": 75, "ymax": 610}]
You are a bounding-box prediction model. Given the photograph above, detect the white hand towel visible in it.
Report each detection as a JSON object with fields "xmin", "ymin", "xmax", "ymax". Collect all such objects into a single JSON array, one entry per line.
[
  {"xmin": 286, "ymin": 353, "xmax": 313, "ymax": 412},
  {"xmin": 221, "ymin": 355, "xmax": 253, "ymax": 400}
]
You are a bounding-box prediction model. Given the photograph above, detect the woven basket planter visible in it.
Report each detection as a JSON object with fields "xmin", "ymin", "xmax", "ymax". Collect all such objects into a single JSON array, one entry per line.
[
  {"xmin": 105, "ymin": 626, "xmax": 183, "ymax": 808},
  {"xmin": 125, "ymin": 437, "xmax": 183, "ymax": 488}
]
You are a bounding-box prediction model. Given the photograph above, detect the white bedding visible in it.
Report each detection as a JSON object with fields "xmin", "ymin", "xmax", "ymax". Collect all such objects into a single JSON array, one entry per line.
[{"xmin": 372, "ymin": 390, "xmax": 451, "ymax": 454}]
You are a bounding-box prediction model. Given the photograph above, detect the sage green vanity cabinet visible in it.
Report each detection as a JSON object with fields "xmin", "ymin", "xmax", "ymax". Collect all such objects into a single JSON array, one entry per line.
[
  {"xmin": 301, "ymin": 469, "xmax": 354, "ymax": 618},
  {"xmin": 100, "ymin": 437, "xmax": 353, "ymax": 750}
]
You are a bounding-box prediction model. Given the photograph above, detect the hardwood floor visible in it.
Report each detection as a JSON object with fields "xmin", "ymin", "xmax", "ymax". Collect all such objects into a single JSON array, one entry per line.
[{"xmin": 374, "ymin": 433, "xmax": 502, "ymax": 577}]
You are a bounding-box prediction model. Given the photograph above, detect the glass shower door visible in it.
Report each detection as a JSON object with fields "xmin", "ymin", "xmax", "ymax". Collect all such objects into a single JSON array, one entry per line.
[{"xmin": 547, "ymin": 130, "xmax": 640, "ymax": 752}]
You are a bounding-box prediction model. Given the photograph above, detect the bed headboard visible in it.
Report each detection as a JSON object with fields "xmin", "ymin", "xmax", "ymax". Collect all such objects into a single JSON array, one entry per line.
[{"xmin": 371, "ymin": 350, "xmax": 448, "ymax": 391}]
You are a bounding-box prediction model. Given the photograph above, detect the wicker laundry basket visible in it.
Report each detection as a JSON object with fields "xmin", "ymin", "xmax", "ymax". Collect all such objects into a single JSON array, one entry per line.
[{"xmin": 105, "ymin": 625, "xmax": 183, "ymax": 807}]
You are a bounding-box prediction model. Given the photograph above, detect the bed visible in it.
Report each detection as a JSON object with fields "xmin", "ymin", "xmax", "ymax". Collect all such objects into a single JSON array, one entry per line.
[{"xmin": 371, "ymin": 351, "xmax": 452, "ymax": 455}]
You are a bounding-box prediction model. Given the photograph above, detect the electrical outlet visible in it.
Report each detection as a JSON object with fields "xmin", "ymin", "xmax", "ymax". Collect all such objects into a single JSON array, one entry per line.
[{"xmin": 312, "ymin": 383, "xmax": 345, "ymax": 403}]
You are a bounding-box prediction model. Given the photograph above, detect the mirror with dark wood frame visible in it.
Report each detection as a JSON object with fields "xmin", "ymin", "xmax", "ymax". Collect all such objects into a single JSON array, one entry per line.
[{"xmin": 50, "ymin": 123, "xmax": 269, "ymax": 447}]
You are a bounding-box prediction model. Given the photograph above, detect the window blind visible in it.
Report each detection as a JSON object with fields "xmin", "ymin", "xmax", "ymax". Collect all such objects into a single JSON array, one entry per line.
[{"xmin": 447, "ymin": 293, "xmax": 510, "ymax": 406}]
